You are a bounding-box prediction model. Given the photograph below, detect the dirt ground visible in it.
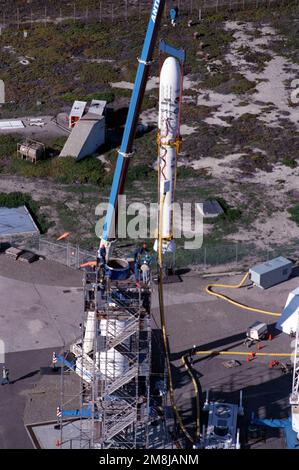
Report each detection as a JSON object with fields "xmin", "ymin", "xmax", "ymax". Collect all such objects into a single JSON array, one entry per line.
[{"xmin": 0, "ymin": 6, "xmax": 299, "ymax": 254}]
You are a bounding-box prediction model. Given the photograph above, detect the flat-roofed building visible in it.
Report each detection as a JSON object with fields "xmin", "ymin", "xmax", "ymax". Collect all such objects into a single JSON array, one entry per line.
[{"xmin": 0, "ymin": 206, "xmax": 40, "ymax": 241}]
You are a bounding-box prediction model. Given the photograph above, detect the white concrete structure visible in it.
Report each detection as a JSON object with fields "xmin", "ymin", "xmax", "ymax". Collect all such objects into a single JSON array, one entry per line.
[
  {"xmin": 60, "ymin": 112, "xmax": 105, "ymax": 161},
  {"xmin": 89, "ymin": 100, "xmax": 107, "ymax": 117},
  {"xmin": 154, "ymin": 57, "xmax": 182, "ymax": 254},
  {"xmin": 69, "ymin": 100, "xmax": 87, "ymax": 128},
  {"xmin": 276, "ymin": 287, "xmax": 299, "ymax": 335}
]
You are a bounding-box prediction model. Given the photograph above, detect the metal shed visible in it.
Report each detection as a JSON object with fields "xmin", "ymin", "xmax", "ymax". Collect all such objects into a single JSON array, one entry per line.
[
  {"xmin": 0, "ymin": 206, "xmax": 40, "ymax": 240},
  {"xmin": 197, "ymin": 200, "xmax": 224, "ymax": 219},
  {"xmin": 249, "ymin": 256, "xmax": 293, "ymax": 289}
]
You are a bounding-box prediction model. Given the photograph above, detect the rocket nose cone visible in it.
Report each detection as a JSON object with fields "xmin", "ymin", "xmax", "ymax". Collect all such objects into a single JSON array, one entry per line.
[{"xmin": 160, "ymin": 56, "xmax": 181, "ymax": 83}]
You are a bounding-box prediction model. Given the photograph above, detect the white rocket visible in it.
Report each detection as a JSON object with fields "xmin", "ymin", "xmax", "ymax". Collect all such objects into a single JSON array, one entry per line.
[{"xmin": 154, "ymin": 56, "xmax": 182, "ymax": 254}]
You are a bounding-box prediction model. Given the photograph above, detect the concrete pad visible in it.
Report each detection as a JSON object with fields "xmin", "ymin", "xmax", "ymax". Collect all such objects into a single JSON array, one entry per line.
[
  {"xmin": 0, "ymin": 255, "xmax": 83, "ymax": 353},
  {"xmin": 151, "ymin": 271, "xmax": 298, "ymax": 449}
]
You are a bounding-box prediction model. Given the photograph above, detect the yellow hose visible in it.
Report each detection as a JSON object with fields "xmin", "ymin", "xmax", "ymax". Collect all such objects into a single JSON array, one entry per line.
[
  {"xmin": 194, "ymin": 350, "xmax": 293, "ymax": 358},
  {"xmin": 206, "ymin": 272, "xmax": 281, "ymax": 317},
  {"xmin": 181, "ymin": 354, "xmax": 201, "ymax": 440}
]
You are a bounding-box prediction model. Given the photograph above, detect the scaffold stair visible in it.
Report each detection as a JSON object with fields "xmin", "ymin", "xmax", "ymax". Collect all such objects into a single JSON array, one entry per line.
[
  {"xmin": 105, "ymin": 409, "xmax": 137, "ymax": 441},
  {"xmin": 106, "ymin": 365, "xmax": 138, "ymax": 395},
  {"xmin": 107, "ymin": 318, "xmax": 139, "ymax": 349}
]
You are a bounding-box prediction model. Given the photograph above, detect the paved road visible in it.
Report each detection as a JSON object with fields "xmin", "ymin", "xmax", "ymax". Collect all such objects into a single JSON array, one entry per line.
[
  {"xmin": 0, "ymin": 256, "xmax": 83, "ymax": 353},
  {"xmin": 0, "ymin": 348, "xmax": 57, "ymax": 449},
  {"xmin": 0, "ymin": 256, "xmax": 83, "ymax": 448},
  {"xmin": 151, "ymin": 272, "xmax": 295, "ymax": 449}
]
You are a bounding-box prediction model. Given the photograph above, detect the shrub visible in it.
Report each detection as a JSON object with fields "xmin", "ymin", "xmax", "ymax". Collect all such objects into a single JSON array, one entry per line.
[
  {"xmin": 9, "ymin": 155, "xmax": 105, "ymax": 186},
  {"xmin": 288, "ymin": 204, "xmax": 299, "ymax": 225},
  {"xmin": 282, "ymin": 156, "xmax": 297, "ymax": 168}
]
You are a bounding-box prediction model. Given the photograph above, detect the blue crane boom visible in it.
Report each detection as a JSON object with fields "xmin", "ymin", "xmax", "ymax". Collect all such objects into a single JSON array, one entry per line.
[{"xmin": 101, "ymin": 0, "xmax": 166, "ymax": 246}]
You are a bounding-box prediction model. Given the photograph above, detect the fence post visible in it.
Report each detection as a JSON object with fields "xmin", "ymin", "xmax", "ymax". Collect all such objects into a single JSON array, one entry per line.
[{"xmin": 204, "ymin": 246, "xmax": 207, "ymax": 269}]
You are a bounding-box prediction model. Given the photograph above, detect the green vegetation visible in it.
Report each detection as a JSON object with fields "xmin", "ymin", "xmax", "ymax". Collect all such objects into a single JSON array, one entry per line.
[
  {"xmin": 0, "ymin": 192, "xmax": 54, "ymax": 233},
  {"xmin": 0, "ymin": 134, "xmax": 107, "ymax": 185},
  {"xmin": 231, "ymin": 76, "xmax": 257, "ymax": 95},
  {"xmin": 10, "ymin": 156, "xmax": 106, "ymax": 185},
  {"xmin": 288, "ymin": 205, "xmax": 299, "ymax": 226},
  {"xmin": 282, "ymin": 156, "xmax": 297, "ymax": 168},
  {"xmin": 0, "ymin": 135, "xmax": 20, "ymax": 158}
]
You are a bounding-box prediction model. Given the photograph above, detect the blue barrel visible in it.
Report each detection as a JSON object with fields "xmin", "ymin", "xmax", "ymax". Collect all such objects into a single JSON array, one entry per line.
[{"xmin": 105, "ymin": 258, "xmax": 130, "ymax": 281}]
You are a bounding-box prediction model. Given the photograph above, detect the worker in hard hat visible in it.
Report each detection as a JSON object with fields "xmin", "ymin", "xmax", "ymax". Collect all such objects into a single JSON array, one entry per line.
[
  {"xmin": 97, "ymin": 244, "xmax": 107, "ymax": 267},
  {"xmin": 169, "ymin": 7, "xmax": 178, "ymax": 27},
  {"xmin": 134, "ymin": 242, "xmax": 150, "ymax": 283},
  {"xmin": 1, "ymin": 365, "xmax": 10, "ymax": 385},
  {"xmin": 140, "ymin": 253, "xmax": 152, "ymax": 284}
]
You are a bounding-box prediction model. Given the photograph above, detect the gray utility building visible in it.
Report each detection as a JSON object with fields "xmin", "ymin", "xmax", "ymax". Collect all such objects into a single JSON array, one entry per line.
[
  {"xmin": 197, "ymin": 200, "xmax": 224, "ymax": 219},
  {"xmin": 249, "ymin": 256, "xmax": 293, "ymax": 289},
  {"xmin": 60, "ymin": 100, "xmax": 106, "ymax": 161},
  {"xmin": 0, "ymin": 206, "xmax": 40, "ymax": 242}
]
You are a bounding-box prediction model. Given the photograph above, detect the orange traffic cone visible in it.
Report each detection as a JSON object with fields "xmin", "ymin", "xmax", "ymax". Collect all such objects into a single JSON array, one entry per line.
[{"xmin": 268, "ymin": 334, "xmax": 272, "ymax": 341}]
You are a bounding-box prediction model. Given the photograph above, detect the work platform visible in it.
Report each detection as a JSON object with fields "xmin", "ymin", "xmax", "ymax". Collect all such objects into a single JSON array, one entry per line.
[{"xmin": 58, "ymin": 267, "xmax": 153, "ymax": 449}]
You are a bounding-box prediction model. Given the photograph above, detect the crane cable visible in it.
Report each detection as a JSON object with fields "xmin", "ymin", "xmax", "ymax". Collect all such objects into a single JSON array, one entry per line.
[
  {"xmin": 157, "ymin": 194, "xmax": 200, "ymax": 444},
  {"xmin": 205, "ymin": 272, "xmax": 281, "ymax": 317}
]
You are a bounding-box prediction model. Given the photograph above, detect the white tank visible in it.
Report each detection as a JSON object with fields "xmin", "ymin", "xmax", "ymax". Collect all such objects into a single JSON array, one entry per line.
[
  {"xmin": 99, "ymin": 319, "xmax": 129, "ymax": 379},
  {"xmin": 19, "ymin": 142, "xmax": 44, "ymax": 160},
  {"xmin": 83, "ymin": 311, "xmax": 97, "ymax": 355},
  {"xmin": 155, "ymin": 56, "xmax": 182, "ymax": 254}
]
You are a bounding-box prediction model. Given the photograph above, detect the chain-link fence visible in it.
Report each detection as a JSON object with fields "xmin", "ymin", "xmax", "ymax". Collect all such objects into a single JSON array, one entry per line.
[
  {"xmin": 174, "ymin": 241, "xmax": 299, "ymax": 270},
  {"xmin": 0, "ymin": 0, "xmax": 297, "ymax": 29},
  {"xmin": 20, "ymin": 236, "xmax": 95, "ymax": 269},
  {"xmin": 6, "ymin": 234, "xmax": 299, "ymax": 271}
]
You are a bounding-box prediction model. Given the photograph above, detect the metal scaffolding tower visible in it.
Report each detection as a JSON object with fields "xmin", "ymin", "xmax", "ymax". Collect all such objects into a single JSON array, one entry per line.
[
  {"xmin": 290, "ymin": 313, "xmax": 299, "ymax": 437},
  {"xmin": 59, "ymin": 266, "xmax": 152, "ymax": 449}
]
